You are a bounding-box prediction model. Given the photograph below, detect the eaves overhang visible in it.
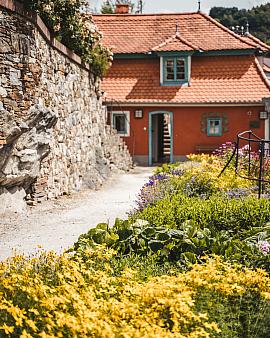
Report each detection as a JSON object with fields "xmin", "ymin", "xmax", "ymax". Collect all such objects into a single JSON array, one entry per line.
[
  {"xmin": 104, "ymin": 100, "xmax": 265, "ymax": 107},
  {"xmin": 113, "ymin": 48, "xmax": 258, "ymax": 59}
]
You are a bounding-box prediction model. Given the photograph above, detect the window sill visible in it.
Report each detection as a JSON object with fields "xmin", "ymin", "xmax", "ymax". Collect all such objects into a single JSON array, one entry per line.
[
  {"xmin": 117, "ymin": 133, "xmax": 130, "ymax": 137},
  {"xmin": 161, "ymin": 81, "xmax": 189, "ymax": 87},
  {"xmin": 207, "ymin": 134, "xmax": 223, "ymax": 137}
]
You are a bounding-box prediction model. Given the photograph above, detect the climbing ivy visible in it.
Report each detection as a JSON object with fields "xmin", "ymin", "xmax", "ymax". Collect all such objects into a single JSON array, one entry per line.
[{"xmin": 19, "ymin": 0, "xmax": 112, "ymax": 77}]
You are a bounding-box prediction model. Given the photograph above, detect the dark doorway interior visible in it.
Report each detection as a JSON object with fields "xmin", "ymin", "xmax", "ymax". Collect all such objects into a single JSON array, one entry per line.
[{"xmin": 151, "ymin": 113, "xmax": 171, "ymax": 164}]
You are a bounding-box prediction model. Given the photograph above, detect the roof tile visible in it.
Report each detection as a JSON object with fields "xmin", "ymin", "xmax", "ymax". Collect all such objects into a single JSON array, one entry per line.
[
  {"xmin": 102, "ymin": 55, "xmax": 270, "ymax": 104},
  {"xmin": 93, "ymin": 12, "xmax": 262, "ymax": 53}
]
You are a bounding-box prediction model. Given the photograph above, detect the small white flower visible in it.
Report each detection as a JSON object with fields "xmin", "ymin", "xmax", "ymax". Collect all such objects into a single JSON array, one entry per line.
[
  {"xmin": 133, "ymin": 219, "xmax": 149, "ymax": 228},
  {"xmin": 43, "ymin": 4, "xmax": 52, "ymax": 13},
  {"xmin": 258, "ymin": 240, "xmax": 270, "ymax": 255}
]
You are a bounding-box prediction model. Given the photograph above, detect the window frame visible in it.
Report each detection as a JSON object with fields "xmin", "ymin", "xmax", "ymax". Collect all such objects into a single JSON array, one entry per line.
[
  {"xmin": 111, "ymin": 111, "xmax": 130, "ymax": 137},
  {"xmin": 207, "ymin": 118, "xmax": 223, "ymax": 137},
  {"xmin": 162, "ymin": 56, "xmax": 188, "ymax": 86}
]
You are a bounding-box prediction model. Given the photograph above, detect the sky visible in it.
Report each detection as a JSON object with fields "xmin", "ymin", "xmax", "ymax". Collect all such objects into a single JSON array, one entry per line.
[{"xmin": 90, "ymin": 0, "xmax": 269, "ymax": 13}]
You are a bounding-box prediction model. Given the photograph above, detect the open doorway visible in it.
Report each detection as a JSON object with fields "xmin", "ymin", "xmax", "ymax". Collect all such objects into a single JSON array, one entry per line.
[{"xmin": 149, "ymin": 111, "xmax": 173, "ymax": 165}]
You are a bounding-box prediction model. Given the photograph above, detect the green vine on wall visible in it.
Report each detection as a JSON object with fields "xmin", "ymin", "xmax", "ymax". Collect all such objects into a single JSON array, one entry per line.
[{"xmin": 19, "ymin": 0, "xmax": 112, "ymax": 77}]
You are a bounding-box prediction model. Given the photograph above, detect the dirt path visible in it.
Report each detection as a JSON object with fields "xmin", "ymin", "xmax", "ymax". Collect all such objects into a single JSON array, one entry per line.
[{"xmin": 0, "ymin": 167, "xmax": 153, "ymax": 260}]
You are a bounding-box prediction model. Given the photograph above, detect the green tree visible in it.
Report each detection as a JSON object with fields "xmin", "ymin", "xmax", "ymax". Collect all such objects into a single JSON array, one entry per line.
[
  {"xmin": 101, "ymin": 0, "xmax": 114, "ymax": 14},
  {"xmin": 19, "ymin": 0, "xmax": 111, "ymax": 76},
  {"xmin": 101, "ymin": 0, "xmax": 136, "ymax": 14},
  {"xmin": 210, "ymin": 3, "xmax": 270, "ymax": 44}
]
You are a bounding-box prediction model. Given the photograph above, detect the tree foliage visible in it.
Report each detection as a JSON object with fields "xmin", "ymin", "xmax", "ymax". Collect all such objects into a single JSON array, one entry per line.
[
  {"xmin": 18, "ymin": 0, "xmax": 111, "ymax": 76},
  {"xmin": 210, "ymin": 3, "xmax": 270, "ymax": 44},
  {"xmin": 101, "ymin": 0, "xmax": 136, "ymax": 14}
]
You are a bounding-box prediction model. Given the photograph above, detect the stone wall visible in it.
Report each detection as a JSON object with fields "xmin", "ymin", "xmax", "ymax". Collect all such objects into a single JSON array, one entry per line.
[{"xmin": 0, "ymin": 0, "xmax": 132, "ymax": 208}]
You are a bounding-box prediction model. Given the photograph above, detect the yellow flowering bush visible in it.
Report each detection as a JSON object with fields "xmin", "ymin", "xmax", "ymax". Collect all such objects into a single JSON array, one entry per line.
[
  {"xmin": 0, "ymin": 249, "xmax": 269, "ymax": 337},
  {"xmin": 186, "ymin": 154, "xmax": 253, "ymax": 191}
]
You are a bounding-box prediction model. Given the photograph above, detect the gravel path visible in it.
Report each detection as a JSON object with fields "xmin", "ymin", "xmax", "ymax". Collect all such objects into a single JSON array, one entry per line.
[{"xmin": 0, "ymin": 167, "xmax": 153, "ymax": 260}]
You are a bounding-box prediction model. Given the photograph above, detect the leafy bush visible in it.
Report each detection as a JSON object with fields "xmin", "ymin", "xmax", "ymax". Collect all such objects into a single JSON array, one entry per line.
[
  {"xmin": 136, "ymin": 194, "xmax": 270, "ymax": 231},
  {"xmin": 213, "ymin": 141, "xmax": 270, "ymax": 185},
  {"xmin": 72, "ymin": 154, "xmax": 270, "ymax": 271},
  {"xmin": 73, "ymin": 204, "xmax": 270, "ymax": 272},
  {"xmin": 19, "ymin": 0, "xmax": 111, "ymax": 76},
  {"xmin": 0, "ymin": 250, "xmax": 270, "ymax": 337}
]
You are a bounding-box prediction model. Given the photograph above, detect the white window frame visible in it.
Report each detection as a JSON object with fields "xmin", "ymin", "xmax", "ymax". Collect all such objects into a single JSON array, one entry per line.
[{"xmin": 111, "ymin": 111, "xmax": 130, "ymax": 137}]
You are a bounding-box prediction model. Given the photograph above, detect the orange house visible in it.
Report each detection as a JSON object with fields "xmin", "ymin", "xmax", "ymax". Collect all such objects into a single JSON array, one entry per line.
[{"xmin": 93, "ymin": 5, "xmax": 270, "ymax": 165}]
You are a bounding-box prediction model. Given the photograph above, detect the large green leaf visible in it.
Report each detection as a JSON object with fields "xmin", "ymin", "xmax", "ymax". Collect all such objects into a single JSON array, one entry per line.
[
  {"xmin": 142, "ymin": 227, "xmax": 156, "ymax": 238},
  {"xmin": 117, "ymin": 229, "xmax": 133, "ymax": 241},
  {"xmin": 149, "ymin": 240, "xmax": 165, "ymax": 252},
  {"xmin": 181, "ymin": 252, "xmax": 197, "ymax": 265},
  {"xmin": 96, "ymin": 223, "xmax": 108, "ymax": 231},
  {"xmin": 92, "ymin": 229, "xmax": 107, "ymax": 244},
  {"xmin": 156, "ymin": 231, "xmax": 170, "ymax": 242}
]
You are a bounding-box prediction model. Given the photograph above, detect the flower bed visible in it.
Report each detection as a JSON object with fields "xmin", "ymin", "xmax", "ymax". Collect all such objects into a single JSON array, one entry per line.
[
  {"xmin": 1, "ymin": 147, "xmax": 270, "ymax": 336},
  {"xmin": 0, "ymin": 250, "xmax": 269, "ymax": 337}
]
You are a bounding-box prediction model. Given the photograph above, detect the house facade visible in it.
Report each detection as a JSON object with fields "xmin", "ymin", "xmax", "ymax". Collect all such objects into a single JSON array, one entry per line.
[{"xmin": 93, "ymin": 6, "xmax": 270, "ymax": 165}]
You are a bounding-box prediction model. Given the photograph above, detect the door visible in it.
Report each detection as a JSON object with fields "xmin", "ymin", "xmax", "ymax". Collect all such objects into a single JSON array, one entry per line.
[{"xmin": 148, "ymin": 111, "xmax": 173, "ymax": 165}]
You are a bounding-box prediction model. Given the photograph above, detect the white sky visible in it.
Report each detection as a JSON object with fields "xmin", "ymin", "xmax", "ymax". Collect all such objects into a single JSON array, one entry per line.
[{"xmin": 90, "ymin": 0, "xmax": 270, "ymax": 13}]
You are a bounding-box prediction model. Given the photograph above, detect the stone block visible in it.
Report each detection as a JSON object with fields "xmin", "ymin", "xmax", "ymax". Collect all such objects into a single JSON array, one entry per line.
[
  {"xmin": 0, "ymin": 187, "xmax": 27, "ymax": 215},
  {"xmin": 0, "ymin": 86, "xmax": 7, "ymax": 97},
  {"xmin": 0, "ymin": 6, "xmax": 132, "ymax": 205}
]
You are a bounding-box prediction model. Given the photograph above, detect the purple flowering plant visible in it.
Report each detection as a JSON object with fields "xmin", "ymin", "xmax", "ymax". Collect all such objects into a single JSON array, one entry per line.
[
  {"xmin": 224, "ymin": 186, "xmax": 258, "ymax": 199},
  {"xmin": 212, "ymin": 141, "xmax": 235, "ymax": 160},
  {"xmin": 133, "ymin": 170, "xmax": 184, "ymax": 213}
]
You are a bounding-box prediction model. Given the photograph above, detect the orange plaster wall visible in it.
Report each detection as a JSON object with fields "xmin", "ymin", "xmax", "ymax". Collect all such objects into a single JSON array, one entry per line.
[
  {"xmin": 173, "ymin": 106, "xmax": 265, "ymax": 155},
  {"xmin": 110, "ymin": 106, "xmax": 265, "ymax": 157}
]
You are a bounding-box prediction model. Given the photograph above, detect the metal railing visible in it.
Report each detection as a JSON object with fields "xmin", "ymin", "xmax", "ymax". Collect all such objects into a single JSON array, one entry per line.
[{"xmin": 218, "ymin": 130, "xmax": 270, "ymax": 198}]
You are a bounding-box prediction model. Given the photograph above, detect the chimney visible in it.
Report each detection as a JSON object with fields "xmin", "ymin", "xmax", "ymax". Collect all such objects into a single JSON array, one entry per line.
[{"xmin": 115, "ymin": 4, "xmax": 130, "ymax": 14}]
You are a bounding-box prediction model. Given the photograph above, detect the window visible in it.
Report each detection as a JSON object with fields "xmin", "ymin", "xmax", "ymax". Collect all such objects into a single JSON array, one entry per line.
[
  {"xmin": 111, "ymin": 111, "xmax": 130, "ymax": 137},
  {"xmin": 207, "ymin": 118, "xmax": 222, "ymax": 136},
  {"xmin": 162, "ymin": 56, "xmax": 187, "ymax": 85}
]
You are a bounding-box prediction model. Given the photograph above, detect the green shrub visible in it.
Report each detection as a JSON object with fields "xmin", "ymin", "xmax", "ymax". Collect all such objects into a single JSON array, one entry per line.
[
  {"xmin": 136, "ymin": 194, "xmax": 270, "ymax": 232},
  {"xmin": 72, "ymin": 205, "xmax": 270, "ymax": 272},
  {"xmin": 19, "ymin": 0, "xmax": 111, "ymax": 76}
]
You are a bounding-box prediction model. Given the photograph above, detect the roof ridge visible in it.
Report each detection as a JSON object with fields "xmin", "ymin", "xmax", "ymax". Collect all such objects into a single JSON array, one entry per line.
[
  {"xmin": 254, "ymin": 57, "xmax": 270, "ymax": 91},
  {"xmin": 246, "ymin": 34, "xmax": 270, "ymax": 51},
  {"xmin": 152, "ymin": 33, "xmax": 199, "ymax": 51},
  {"xmin": 176, "ymin": 34, "xmax": 200, "ymax": 51},
  {"xmin": 152, "ymin": 35, "xmax": 176, "ymax": 51},
  {"xmin": 199, "ymin": 12, "xmax": 260, "ymax": 50},
  {"xmin": 93, "ymin": 12, "xmax": 199, "ymax": 17}
]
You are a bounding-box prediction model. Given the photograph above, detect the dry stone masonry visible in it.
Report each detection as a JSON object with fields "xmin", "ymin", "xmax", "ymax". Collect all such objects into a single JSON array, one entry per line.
[{"xmin": 0, "ymin": 1, "xmax": 132, "ymax": 212}]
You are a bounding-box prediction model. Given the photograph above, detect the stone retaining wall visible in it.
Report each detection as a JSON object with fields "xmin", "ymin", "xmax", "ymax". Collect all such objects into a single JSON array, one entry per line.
[{"xmin": 0, "ymin": 0, "xmax": 132, "ymax": 208}]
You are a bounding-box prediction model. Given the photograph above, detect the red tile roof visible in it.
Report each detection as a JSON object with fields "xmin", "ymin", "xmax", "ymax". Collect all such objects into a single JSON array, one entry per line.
[
  {"xmin": 263, "ymin": 58, "xmax": 270, "ymax": 73},
  {"xmin": 264, "ymin": 64, "xmax": 270, "ymax": 73},
  {"xmin": 242, "ymin": 34, "xmax": 270, "ymax": 52},
  {"xmin": 152, "ymin": 33, "xmax": 199, "ymax": 52},
  {"xmin": 93, "ymin": 12, "xmax": 262, "ymax": 54},
  {"xmin": 102, "ymin": 55, "xmax": 270, "ymax": 104}
]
